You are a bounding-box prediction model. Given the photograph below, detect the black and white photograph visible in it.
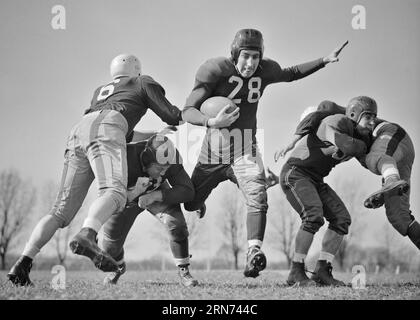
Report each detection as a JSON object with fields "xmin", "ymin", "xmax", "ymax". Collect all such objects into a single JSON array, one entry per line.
[{"xmin": 0, "ymin": 0, "xmax": 419, "ymax": 310}]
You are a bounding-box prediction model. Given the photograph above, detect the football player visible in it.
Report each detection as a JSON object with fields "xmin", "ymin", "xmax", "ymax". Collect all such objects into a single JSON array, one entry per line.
[
  {"xmin": 182, "ymin": 28, "xmax": 348, "ymax": 278},
  {"xmin": 101, "ymin": 134, "xmax": 198, "ymax": 287},
  {"xmin": 7, "ymin": 54, "xmax": 183, "ymax": 286},
  {"xmin": 278, "ymin": 96, "xmax": 375, "ymax": 286},
  {"xmin": 363, "ymin": 119, "xmax": 420, "ymax": 249},
  {"xmin": 279, "ymin": 100, "xmax": 420, "ymax": 251}
]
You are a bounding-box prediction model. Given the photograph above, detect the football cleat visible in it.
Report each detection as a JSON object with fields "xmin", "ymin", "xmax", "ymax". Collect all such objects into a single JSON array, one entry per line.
[
  {"xmin": 364, "ymin": 177, "xmax": 409, "ymax": 209},
  {"xmin": 69, "ymin": 228, "xmax": 119, "ymax": 272},
  {"xmin": 286, "ymin": 261, "xmax": 317, "ymax": 287},
  {"xmin": 7, "ymin": 255, "xmax": 34, "ymax": 287},
  {"xmin": 103, "ymin": 262, "xmax": 126, "ymax": 285},
  {"xmin": 178, "ymin": 265, "xmax": 198, "ymax": 287},
  {"xmin": 243, "ymin": 246, "xmax": 267, "ymax": 278},
  {"xmin": 311, "ymin": 260, "xmax": 346, "ymax": 286}
]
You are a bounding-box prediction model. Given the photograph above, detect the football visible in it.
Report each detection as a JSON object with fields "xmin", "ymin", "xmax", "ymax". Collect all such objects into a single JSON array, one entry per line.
[{"xmin": 200, "ymin": 96, "xmax": 238, "ymax": 118}]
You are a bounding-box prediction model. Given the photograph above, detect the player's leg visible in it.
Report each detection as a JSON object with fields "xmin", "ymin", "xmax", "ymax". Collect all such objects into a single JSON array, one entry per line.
[
  {"xmin": 8, "ymin": 146, "xmax": 94, "ymax": 286},
  {"xmin": 102, "ymin": 204, "xmax": 143, "ymax": 285},
  {"xmin": 149, "ymin": 197, "xmax": 198, "ymax": 287},
  {"xmin": 364, "ymin": 133, "xmax": 410, "ymax": 209},
  {"xmin": 384, "ymin": 158, "xmax": 420, "ymax": 249},
  {"xmin": 280, "ymin": 164, "xmax": 323, "ymax": 286},
  {"xmin": 70, "ymin": 111, "xmax": 128, "ymax": 271},
  {"xmin": 232, "ymin": 151, "xmax": 268, "ymax": 278},
  {"xmin": 183, "ymin": 162, "xmax": 230, "ymax": 218},
  {"xmin": 313, "ymin": 183, "xmax": 351, "ymax": 286}
]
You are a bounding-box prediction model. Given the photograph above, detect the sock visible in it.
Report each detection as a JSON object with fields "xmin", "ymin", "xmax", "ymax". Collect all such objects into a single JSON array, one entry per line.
[
  {"xmin": 22, "ymin": 244, "xmax": 41, "ymax": 260},
  {"xmin": 83, "ymin": 195, "xmax": 119, "ymax": 232},
  {"xmin": 381, "ymin": 166, "xmax": 400, "ymax": 181},
  {"xmin": 292, "ymin": 253, "xmax": 307, "ymax": 263},
  {"xmin": 319, "ymin": 251, "xmax": 335, "ymax": 263},
  {"xmin": 174, "ymin": 257, "xmax": 190, "ymax": 267},
  {"xmin": 82, "ymin": 218, "xmax": 102, "ymax": 233},
  {"xmin": 248, "ymin": 240, "xmax": 263, "ymax": 248}
]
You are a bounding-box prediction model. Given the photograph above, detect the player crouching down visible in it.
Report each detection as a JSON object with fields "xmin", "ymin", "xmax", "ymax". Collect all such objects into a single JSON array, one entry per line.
[{"xmin": 101, "ymin": 134, "xmax": 198, "ymax": 287}]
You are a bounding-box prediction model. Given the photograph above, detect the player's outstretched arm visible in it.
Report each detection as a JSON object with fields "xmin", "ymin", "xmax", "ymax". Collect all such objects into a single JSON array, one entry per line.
[
  {"xmin": 274, "ymin": 134, "xmax": 302, "ymax": 162},
  {"xmin": 322, "ymin": 40, "xmax": 349, "ymax": 64}
]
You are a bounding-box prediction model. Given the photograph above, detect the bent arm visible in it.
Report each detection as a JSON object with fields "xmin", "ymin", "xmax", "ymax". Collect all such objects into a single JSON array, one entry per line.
[
  {"xmin": 324, "ymin": 118, "xmax": 367, "ymax": 158},
  {"xmin": 161, "ymin": 165, "xmax": 195, "ymax": 205},
  {"xmin": 143, "ymin": 80, "xmax": 183, "ymax": 126}
]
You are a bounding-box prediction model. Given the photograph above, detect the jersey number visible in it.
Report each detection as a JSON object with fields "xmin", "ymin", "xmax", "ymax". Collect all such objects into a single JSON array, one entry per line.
[
  {"xmin": 227, "ymin": 76, "xmax": 261, "ymax": 104},
  {"xmin": 97, "ymin": 79, "xmax": 121, "ymax": 101}
]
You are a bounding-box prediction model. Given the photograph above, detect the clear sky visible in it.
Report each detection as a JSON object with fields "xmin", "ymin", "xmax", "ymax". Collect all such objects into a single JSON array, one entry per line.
[{"xmin": 1, "ymin": 0, "xmax": 419, "ymax": 261}]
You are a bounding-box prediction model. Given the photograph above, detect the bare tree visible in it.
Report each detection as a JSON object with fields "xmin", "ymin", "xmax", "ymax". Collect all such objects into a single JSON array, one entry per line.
[
  {"xmin": 382, "ymin": 221, "xmax": 395, "ymax": 266},
  {"xmin": 185, "ymin": 210, "xmax": 212, "ymax": 270},
  {"xmin": 150, "ymin": 213, "xmax": 171, "ymax": 271},
  {"xmin": 333, "ymin": 178, "xmax": 367, "ymax": 270},
  {"xmin": 184, "ymin": 211, "xmax": 204, "ymax": 250},
  {"xmin": 0, "ymin": 169, "xmax": 36, "ymax": 270},
  {"xmin": 218, "ymin": 184, "xmax": 246, "ymax": 270},
  {"xmin": 266, "ymin": 190, "xmax": 299, "ymax": 268},
  {"xmin": 40, "ymin": 180, "xmax": 75, "ymax": 266}
]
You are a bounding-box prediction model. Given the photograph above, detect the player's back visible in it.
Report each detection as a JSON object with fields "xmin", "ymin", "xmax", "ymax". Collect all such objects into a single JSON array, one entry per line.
[
  {"xmin": 86, "ymin": 75, "xmax": 181, "ymax": 137},
  {"xmin": 86, "ymin": 76, "xmax": 149, "ymax": 133},
  {"xmin": 287, "ymin": 114, "xmax": 355, "ymax": 180}
]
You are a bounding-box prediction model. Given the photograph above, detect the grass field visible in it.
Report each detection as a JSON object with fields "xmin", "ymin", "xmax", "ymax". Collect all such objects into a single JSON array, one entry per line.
[{"xmin": 1, "ymin": 270, "xmax": 419, "ymax": 300}]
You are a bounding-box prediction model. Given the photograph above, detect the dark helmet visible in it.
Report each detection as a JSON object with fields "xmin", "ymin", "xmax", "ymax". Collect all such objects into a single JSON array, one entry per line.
[
  {"xmin": 346, "ymin": 96, "xmax": 378, "ymax": 123},
  {"xmin": 230, "ymin": 29, "xmax": 264, "ymax": 63},
  {"xmin": 140, "ymin": 134, "xmax": 179, "ymax": 168}
]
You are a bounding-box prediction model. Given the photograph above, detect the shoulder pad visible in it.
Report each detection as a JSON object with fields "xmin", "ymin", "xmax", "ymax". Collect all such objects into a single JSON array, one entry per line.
[{"xmin": 196, "ymin": 57, "xmax": 235, "ymax": 82}]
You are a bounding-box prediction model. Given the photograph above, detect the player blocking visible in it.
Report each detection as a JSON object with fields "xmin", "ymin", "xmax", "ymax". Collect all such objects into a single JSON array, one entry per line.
[{"xmin": 7, "ymin": 54, "xmax": 184, "ymax": 286}]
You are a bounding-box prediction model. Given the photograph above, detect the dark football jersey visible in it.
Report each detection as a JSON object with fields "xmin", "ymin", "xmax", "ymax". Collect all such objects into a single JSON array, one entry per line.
[
  {"xmin": 85, "ymin": 75, "xmax": 181, "ymax": 138},
  {"xmin": 184, "ymin": 57, "xmax": 325, "ymax": 163},
  {"xmin": 287, "ymin": 114, "xmax": 367, "ymax": 181},
  {"xmin": 125, "ymin": 141, "xmax": 192, "ymax": 205}
]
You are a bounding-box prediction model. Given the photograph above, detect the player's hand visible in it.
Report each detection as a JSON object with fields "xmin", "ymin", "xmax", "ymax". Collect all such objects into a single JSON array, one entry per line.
[
  {"xmin": 274, "ymin": 136, "xmax": 302, "ymax": 162},
  {"xmin": 331, "ymin": 148, "xmax": 352, "ymax": 162},
  {"xmin": 138, "ymin": 191, "xmax": 161, "ymax": 208},
  {"xmin": 265, "ymin": 167, "xmax": 279, "ymax": 189},
  {"xmin": 159, "ymin": 125, "xmax": 178, "ymax": 136},
  {"xmin": 323, "ymin": 40, "xmax": 349, "ymax": 64},
  {"xmin": 274, "ymin": 144, "xmax": 294, "ymax": 162},
  {"xmin": 127, "ymin": 177, "xmax": 152, "ymax": 202},
  {"xmin": 209, "ymin": 104, "xmax": 240, "ymax": 128}
]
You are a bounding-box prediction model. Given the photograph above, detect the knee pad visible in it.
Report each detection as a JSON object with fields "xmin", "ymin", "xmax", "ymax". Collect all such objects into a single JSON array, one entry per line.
[
  {"xmin": 245, "ymin": 186, "xmax": 268, "ymax": 214},
  {"xmin": 98, "ymin": 188, "xmax": 127, "ymax": 212},
  {"xmin": 50, "ymin": 211, "xmax": 71, "ymax": 229},
  {"xmin": 302, "ymin": 215, "xmax": 325, "ymax": 234},
  {"xmin": 329, "ymin": 219, "xmax": 351, "ymax": 235},
  {"xmin": 168, "ymin": 224, "xmax": 189, "ymax": 242},
  {"xmin": 365, "ymin": 152, "xmax": 384, "ymax": 175}
]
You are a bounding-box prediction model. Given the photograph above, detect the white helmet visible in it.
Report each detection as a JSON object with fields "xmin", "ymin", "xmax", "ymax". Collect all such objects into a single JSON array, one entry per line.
[
  {"xmin": 299, "ymin": 106, "xmax": 318, "ymax": 121},
  {"xmin": 110, "ymin": 54, "xmax": 142, "ymax": 79}
]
